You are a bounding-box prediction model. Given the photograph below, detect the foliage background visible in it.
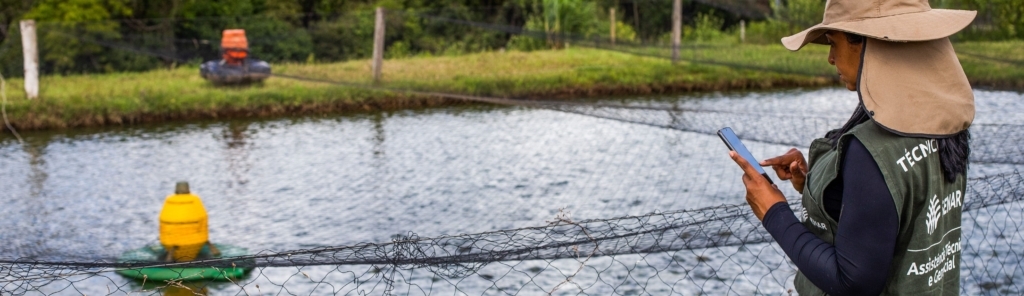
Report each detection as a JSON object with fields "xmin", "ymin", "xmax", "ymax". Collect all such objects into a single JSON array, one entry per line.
[{"xmin": 0, "ymin": 0, "xmax": 1020, "ymax": 77}]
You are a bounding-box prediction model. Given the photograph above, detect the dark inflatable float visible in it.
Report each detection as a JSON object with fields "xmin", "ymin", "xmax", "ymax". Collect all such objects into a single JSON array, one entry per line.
[{"xmin": 200, "ymin": 29, "xmax": 271, "ymax": 85}]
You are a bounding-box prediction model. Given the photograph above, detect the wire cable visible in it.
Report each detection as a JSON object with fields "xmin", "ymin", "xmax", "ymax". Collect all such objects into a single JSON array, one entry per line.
[{"xmin": 0, "ymin": 70, "xmax": 24, "ymax": 144}]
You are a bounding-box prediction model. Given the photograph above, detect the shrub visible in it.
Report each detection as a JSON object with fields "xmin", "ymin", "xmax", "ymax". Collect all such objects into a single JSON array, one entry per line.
[
  {"xmin": 684, "ymin": 12, "xmax": 727, "ymax": 43},
  {"xmin": 309, "ymin": 13, "xmax": 376, "ymax": 62}
]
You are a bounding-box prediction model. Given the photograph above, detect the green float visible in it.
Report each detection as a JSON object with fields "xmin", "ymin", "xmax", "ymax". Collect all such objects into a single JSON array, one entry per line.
[{"xmin": 116, "ymin": 244, "xmax": 253, "ymax": 282}]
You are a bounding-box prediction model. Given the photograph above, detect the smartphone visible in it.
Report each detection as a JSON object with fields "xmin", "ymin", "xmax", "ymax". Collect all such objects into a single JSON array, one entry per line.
[{"xmin": 718, "ymin": 127, "xmax": 774, "ymax": 184}]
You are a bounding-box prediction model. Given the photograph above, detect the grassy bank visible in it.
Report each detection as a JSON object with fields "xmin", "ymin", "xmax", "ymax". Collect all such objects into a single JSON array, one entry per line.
[{"xmin": 1, "ymin": 41, "xmax": 1021, "ymax": 131}]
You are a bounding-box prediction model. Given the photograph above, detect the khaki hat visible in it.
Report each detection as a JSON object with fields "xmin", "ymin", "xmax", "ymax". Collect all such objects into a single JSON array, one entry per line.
[
  {"xmin": 783, "ymin": 0, "xmax": 976, "ymax": 137},
  {"xmin": 781, "ymin": 0, "xmax": 976, "ymax": 51}
]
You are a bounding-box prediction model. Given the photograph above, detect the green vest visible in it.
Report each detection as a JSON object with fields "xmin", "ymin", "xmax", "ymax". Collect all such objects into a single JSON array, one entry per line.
[{"xmin": 794, "ymin": 120, "xmax": 965, "ymax": 295}]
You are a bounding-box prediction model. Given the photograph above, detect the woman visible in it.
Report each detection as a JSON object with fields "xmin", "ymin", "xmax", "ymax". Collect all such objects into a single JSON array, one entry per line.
[{"xmin": 729, "ymin": 0, "xmax": 975, "ymax": 295}]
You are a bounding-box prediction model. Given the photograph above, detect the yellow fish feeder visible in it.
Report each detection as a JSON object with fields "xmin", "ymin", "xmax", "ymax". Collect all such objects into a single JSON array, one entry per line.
[
  {"xmin": 159, "ymin": 182, "xmax": 219, "ymax": 262},
  {"xmin": 116, "ymin": 182, "xmax": 252, "ymax": 282}
]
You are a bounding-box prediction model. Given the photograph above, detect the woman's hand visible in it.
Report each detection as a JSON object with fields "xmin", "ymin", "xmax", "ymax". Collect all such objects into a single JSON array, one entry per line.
[
  {"xmin": 760, "ymin": 148, "xmax": 809, "ymax": 194},
  {"xmin": 730, "ymin": 151, "xmax": 787, "ymax": 221}
]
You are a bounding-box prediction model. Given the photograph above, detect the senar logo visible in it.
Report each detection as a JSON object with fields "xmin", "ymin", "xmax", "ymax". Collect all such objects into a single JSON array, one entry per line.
[
  {"xmin": 925, "ymin": 196, "xmax": 941, "ymax": 235},
  {"xmin": 925, "ymin": 190, "xmax": 963, "ymax": 235},
  {"xmin": 801, "ymin": 209, "xmax": 828, "ymax": 231}
]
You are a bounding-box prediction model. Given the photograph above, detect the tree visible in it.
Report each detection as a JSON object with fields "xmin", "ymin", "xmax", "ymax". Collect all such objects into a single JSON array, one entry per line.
[
  {"xmin": 0, "ymin": 0, "xmax": 33, "ymax": 46},
  {"xmin": 511, "ymin": 0, "xmax": 599, "ymax": 49},
  {"xmin": 25, "ymin": 0, "xmax": 135, "ymax": 73},
  {"xmin": 947, "ymin": 0, "xmax": 1024, "ymax": 40}
]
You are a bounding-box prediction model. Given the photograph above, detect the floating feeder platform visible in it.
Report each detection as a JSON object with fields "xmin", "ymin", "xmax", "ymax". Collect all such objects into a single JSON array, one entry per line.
[{"xmin": 116, "ymin": 243, "xmax": 253, "ymax": 282}]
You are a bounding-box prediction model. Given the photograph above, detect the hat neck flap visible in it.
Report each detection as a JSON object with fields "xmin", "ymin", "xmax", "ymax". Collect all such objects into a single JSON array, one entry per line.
[{"xmin": 858, "ymin": 37, "xmax": 974, "ymax": 138}]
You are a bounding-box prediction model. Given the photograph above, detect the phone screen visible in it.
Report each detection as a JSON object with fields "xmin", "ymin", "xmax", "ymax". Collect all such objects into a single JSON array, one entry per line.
[{"xmin": 718, "ymin": 127, "xmax": 774, "ymax": 184}]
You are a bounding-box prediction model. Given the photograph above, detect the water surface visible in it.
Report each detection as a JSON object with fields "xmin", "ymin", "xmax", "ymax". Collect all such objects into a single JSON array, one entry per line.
[{"xmin": 1, "ymin": 87, "xmax": 1021, "ymax": 294}]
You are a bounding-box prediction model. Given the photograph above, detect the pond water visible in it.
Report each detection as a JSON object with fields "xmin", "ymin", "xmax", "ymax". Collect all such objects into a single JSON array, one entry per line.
[{"xmin": 1, "ymin": 87, "xmax": 1022, "ymax": 295}]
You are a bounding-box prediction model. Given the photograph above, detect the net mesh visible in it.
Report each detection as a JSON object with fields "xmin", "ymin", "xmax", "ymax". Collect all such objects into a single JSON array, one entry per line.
[{"xmin": 2, "ymin": 172, "xmax": 1022, "ymax": 295}]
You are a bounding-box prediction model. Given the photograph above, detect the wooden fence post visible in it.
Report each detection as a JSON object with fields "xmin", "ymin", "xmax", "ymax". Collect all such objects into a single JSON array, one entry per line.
[
  {"xmin": 740, "ymin": 20, "xmax": 746, "ymax": 43},
  {"xmin": 20, "ymin": 20, "xmax": 38, "ymax": 99},
  {"xmin": 372, "ymin": 7, "xmax": 385, "ymax": 84},
  {"xmin": 671, "ymin": 0, "xmax": 681, "ymax": 64},
  {"xmin": 610, "ymin": 8, "xmax": 616, "ymax": 45}
]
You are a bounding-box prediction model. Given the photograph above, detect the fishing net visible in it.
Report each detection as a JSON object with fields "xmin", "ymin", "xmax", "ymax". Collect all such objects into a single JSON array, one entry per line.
[{"xmin": 2, "ymin": 171, "xmax": 1022, "ymax": 295}]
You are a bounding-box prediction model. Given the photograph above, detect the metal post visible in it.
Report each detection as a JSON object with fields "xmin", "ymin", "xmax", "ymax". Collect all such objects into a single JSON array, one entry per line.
[
  {"xmin": 372, "ymin": 7, "xmax": 385, "ymax": 84},
  {"xmin": 740, "ymin": 20, "xmax": 746, "ymax": 43},
  {"xmin": 610, "ymin": 8, "xmax": 616, "ymax": 45},
  {"xmin": 20, "ymin": 20, "xmax": 38, "ymax": 99},
  {"xmin": 671, "ymin": 0, "xmax": 681, "ymax": 64}
]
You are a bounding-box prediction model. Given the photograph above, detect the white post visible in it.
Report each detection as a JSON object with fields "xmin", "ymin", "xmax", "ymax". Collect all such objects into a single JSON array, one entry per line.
[
  {"xmin": 20, "ymin": 20, "xmax": 38, "ymax": 100},
  {"xmin": 372, "ymin": 7, "xmax": 385, "ymax": 84},
  {"xmin": 671, "ymin": 0, "xmax": 681, "ymax": 64},
  {"xmin": 610, "ymin": 8, "xmax": 616, "ymax": 45},
  {"xmin": 740, "ymin": 20, "xmax": 746, "ymax": 43}
]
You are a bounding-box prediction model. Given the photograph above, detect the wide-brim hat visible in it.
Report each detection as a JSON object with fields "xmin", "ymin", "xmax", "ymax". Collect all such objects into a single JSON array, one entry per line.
[
  {"xmin": 782, "ymin": 0, "xmax": 977, "ymax": 137},
  {"xmin": 781, "ymin": 0, "xmax": 977, "ymax": 51}
]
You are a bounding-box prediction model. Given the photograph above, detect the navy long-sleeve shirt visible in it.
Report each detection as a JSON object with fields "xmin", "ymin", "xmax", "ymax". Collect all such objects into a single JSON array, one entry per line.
[{"xmin": 762, "ymin": 137, "xmax": 900, "ymax": 296}]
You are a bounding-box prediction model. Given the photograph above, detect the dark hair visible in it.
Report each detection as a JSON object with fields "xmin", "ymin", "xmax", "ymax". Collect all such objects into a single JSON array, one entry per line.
[
  {"xmin": 937, "ymin": 130, "xmax": 971, "ymax": 182},
  {"xmin": 828, "ymin": 104, "xmax": 970, "ymax": 183},
  {"xmin": 844, "ymin": 32, "xmax": 865, "ymax": 44}
]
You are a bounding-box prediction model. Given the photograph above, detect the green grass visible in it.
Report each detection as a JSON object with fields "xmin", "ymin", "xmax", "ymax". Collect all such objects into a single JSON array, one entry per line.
[
  {"xmin": 614, "ymin": 42, "xmax": 835, "ymax": 77},
  {"xmin": 0, "ymin": 41, "xmax": 1020, "ymax": 130},
  {"xmin": 952, "ymin": 40, "xmax": 1024, "ymax": 89}
]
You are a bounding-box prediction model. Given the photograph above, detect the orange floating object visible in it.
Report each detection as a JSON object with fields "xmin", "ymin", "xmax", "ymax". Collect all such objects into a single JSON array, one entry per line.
[
  {"xmin": 200, "ymin": 29, "xmax": 271, "ymax": 84},
  {"xmin": 221, "ymin": 29, "xmax": 249, "ymax": 50},
  {"xmin": 221, "ymin": 29, "xmax": 249, "ymax": 64}
]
